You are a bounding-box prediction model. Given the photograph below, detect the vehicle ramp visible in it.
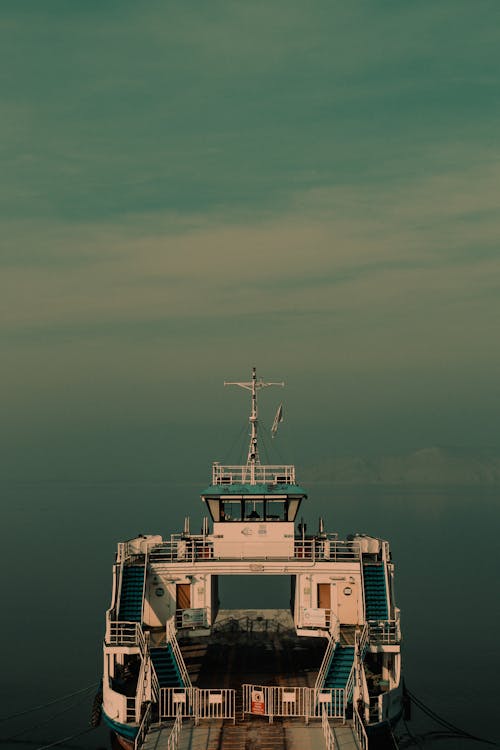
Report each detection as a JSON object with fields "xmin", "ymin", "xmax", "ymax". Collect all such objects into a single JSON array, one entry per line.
[
  {"xmin": 332, "ymin": 722, "xmax": 363, "ymax": 750},
  {"xmin": 142, "ymin": 721, "xmax": 222, "ymax": 750}
]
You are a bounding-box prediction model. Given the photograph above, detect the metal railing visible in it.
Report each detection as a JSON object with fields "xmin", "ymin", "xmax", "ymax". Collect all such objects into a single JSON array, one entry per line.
[
  {"xmin": 345, "ymin": 664, "xmax": 355, "ymax": 710},
  {"xmin": 294, "ymin": 538, "xmax": 360, "ymax": 561},
  {"xmin": 312, "ymin": 689, "xmax": 346, "ymax": 720},
  {"xmin": 357, "ymin": 623, "xmax": 369, "ymax": 658},
  {"xmin": 368, "ymin": 620, "xmax": 401, "ymax": 645},
  {"xmin": 150, "ymin": 537, "xmax": 214, "ymax": 562},
  {"xmin": 212, "ymin": 463, "xmax": 296, "ymax": 486},
  {"xmin": 159, "ymin": 688, "xmax": 235, "ymax": 724},
  {"xmin": 134, "ymin": 702, "xmax": 152, "ymax": 750},
  {"xmin": 315, "ymin": 634, "xmax": 336, "ymax": 691},
  {"xmin": 166, "ymin": 617, "xmax": 192, "ymax": 688},
  {"xmin": 195, "ymin": 689, "xmax": 236, "ymax": 724},
  {"xmin": 321, "ymin": 706, "xmax": 336, "ymax": 750},
  {"xmin": 242, "ymin": 685, "xmax": 346, "ymax": 723},
  {"xmin": 353, "ymin": 704, "xmax": 368, "ymax": 750},
  {"xmin": 106, "ymin": 621, "xmax": 146, "ymax": 654},
  {"xmin": 148, "ymin": 536, "xmax": 359, "ymax": 563},
  {"xmin": 166, "ymin": 710, "xmax": 183, "ymax": 750},
  {"xmin": 160, "ymin": 687, "xmax": 195, "ymax": 718}
]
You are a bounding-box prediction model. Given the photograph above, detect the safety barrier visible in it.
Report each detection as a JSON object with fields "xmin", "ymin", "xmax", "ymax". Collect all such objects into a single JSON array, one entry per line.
[
  {"xmin": 134, "ymin": 702, "xmax": 152, "ymax": 750},
  {"xmin": 212, "ymin": 463, "xmax": 296, "ymax": 485},
  {"xmin": 242, "ymin": 685, "xmax": 347, "ymax": 723},
  {"xmin": 315, "ymin": 634, "xmax": 336, "ymax": 691},
  {"xmin": 166, "ymin": 616, "xmax": 192, "ymax": 688},
  {"xmin": 159, "ymin": 687, "xmax": 236, "ymax": 724},
  {"xmin": 321, "ymin": 706, "xmax": 336, "ymax": 750},
  {"xmin": 368, "ymin": 619, "xmax": 401, "ymax": 645},
  {"xmin": 353, "ymin": 704, "xmax": 368, "ymax": 750},
  {"xmin": 106, "ymin": 621, "xmax": 146, "ymax": 654}
]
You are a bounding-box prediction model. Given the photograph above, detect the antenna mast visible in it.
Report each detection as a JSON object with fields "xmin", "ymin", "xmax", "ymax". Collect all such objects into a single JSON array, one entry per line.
[{"xmin": 225, "ymin": 367, "xmax": 284, "ymax": 483}]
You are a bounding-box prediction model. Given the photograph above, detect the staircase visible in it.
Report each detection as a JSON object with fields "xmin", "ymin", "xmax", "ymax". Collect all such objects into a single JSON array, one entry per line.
[
  {"xmin": 324, "ymin": 645, "xmax": 355, "ymax": 691},
  {"xmin": 151, "ymin": 646, "xmax": 184, "ymax": 687},
  {"xmin": 118, "ymin": 565, "xmax": 145, "ymax": 622},
  {"xmin": 363, "ymin": 563, "xmax": 388, "ymax": 620},
  {"xmin": 324, "ymin": 645, "xmax": 354, "ymax": 715}
]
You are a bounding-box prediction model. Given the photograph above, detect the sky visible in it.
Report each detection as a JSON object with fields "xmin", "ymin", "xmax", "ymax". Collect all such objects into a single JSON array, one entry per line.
[{"xmin": 1, "ymin": 0, "xmax": 500, "ymax": 481}]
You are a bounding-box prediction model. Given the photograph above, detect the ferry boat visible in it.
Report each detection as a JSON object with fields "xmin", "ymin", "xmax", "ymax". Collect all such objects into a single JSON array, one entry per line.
[{"xmin": 101, "ymin": 369, "xmax": 403, "ymax": 749}]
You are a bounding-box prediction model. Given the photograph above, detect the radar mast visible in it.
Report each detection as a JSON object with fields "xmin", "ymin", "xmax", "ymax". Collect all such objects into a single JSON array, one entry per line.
[{"xmin": 224, "ymin": 367, "xmax": 284, "ymax": 484}]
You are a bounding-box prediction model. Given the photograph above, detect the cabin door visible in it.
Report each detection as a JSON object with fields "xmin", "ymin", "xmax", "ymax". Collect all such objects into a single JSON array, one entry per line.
[
  {"xmin": 176, "ymin": 583, "xmax": 191, "ymax": 610},
  {"xmin": 317, "ymin": 583, "xmax": 331, "ymax": 610}
]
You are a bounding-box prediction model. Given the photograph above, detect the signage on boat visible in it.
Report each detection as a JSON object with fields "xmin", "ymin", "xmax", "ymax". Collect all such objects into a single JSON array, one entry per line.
[
  {"xmin": 251, "ymin": 688, "xmax": 265, "ymax": 715},
  {"xmin": 181, "ymin": 608, "xmax": 206, "ymax": 627},
  {"xmin": 303, "ymin": 607, "xmax": 326, "ymax": 627}
]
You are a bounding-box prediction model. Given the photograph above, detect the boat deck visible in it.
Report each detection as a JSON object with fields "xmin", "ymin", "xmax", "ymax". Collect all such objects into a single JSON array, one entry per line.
[{"xmin": 179, "ymin": 610, "xmax": 325, "ymax": 690}]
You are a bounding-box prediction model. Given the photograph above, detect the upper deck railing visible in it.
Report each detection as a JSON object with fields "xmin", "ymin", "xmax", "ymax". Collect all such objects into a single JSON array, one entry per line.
[
  {"xmin": 212, "ymin": 462, "xmax": 296, "ymax": 486},
  {"xmin": 147, "ymin": 535, "xmax": 360, "ymax": 564}
]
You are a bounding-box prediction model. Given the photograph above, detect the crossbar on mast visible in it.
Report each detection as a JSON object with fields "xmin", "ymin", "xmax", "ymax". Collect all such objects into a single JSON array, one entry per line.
[{"xmin": 224, "ymin": 367, "xmax": 284, "ymax": 484}]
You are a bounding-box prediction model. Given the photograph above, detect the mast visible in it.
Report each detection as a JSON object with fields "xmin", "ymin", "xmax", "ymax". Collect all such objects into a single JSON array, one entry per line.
[{"xmin": 224, "ymin": 367, "xmax": 284, "ymax": 484}]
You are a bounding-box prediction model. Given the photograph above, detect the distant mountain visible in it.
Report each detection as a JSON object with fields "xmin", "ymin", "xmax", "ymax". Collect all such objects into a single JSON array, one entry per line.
[{"xmin": 301, "ymin": 446, "xmax": 500, "ymax": 485}]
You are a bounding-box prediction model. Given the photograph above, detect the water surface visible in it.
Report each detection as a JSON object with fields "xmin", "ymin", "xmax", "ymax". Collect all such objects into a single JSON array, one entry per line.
[{"xmin": 1, "ymin": 482, "xmax": 498, "ymax": 749}]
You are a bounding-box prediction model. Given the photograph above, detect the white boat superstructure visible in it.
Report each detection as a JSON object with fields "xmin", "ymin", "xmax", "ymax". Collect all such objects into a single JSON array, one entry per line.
[{"xmin": 101, "ymin": 369, "xmax": 403, "ymax": 750}]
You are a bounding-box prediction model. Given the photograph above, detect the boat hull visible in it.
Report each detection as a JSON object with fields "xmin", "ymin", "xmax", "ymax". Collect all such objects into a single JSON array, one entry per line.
[{"xmin": 102, "ymin": 709, "xmax": 138, "ymax": 750}]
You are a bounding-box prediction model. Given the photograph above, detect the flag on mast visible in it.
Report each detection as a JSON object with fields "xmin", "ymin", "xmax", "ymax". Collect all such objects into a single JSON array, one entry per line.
[{"xmin": 271, "ymin": 403, "xmax": 284, "ymax": 437}]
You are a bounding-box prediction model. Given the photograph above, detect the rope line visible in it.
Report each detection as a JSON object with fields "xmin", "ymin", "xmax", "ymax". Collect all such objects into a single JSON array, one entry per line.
[
  {"xmin": 34, "ymin": 727, "xmax": 94, "ymax": 750},
  {"xmin": 4, "ymin": 691, "xmax": 93, "ymax": 741},
  {"xmin": 0, "ymin": 684, "xmax": 98, "ymax": 725},
  {"xmin": 404, "ymin": 688, "xmax": 499, "ymax": 747}
]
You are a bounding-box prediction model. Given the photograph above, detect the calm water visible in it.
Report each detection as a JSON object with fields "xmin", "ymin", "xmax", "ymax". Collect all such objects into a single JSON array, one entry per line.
[{"xmin": 1, "ymin": 482, "xmax": 498, "ymax": 749}]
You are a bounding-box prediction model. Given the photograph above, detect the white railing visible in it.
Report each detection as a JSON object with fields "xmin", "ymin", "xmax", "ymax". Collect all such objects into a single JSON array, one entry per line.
[
  {"xmin": 166, "ymin": 617, "xmax": 192, "ymax": 688},
  {"xmin": 242, "ymin": 685, "xmax": 311, "ymax": 722},
  {"xmin": 159, "ymin": 688, "xmax": 235, "ymax": 724},
  {"xmin": 149, "ymin": 538, "xmax": 214, "ymax": 562},
  {"xmin": 301, "ymin": 609, "xmax": 340, "ymax": 633},
  {"xmin": 195, "ymin": 689, "xmax": 236, "ymax": 724},
  {"xmin": 315, "ymin": 635, "xmax": 336, "ymax": 691},
  {"xmin": 294, "ymin": 538, "xmax": 360, "ymax": 561},
  {"xmin": 160, "ymin": 687, "xmax": 195, "ymax": 718},
  {"xmin": 242, "ymin": 685, "xmax": 346, "ymax": 723},
  {"xmin": 353, "ymin": 704, "xmax": 368, "ymax": 750},
  {"xmin": 149, "ymin": 536, "xmax": 359, "ymax": 563},
  {"xmin": 345, "ymin": 664, "xmax": 355, "ymax": 709},
  {"xmin": 150, "ymin": 662, "xmax": 160, "ymax": 702},
  {"xmin": 212, "ymin": 462, "xmax": 296, "ymax": 486},
  {"xmin": 106, "ymin": 621, "xmax": 146, "ymax": 654},
  {"xmin": 166, "ymin": 710, "xmax": 183, "ymax": 750},
  {"xmin": 357, "ymin": 623, "xmax": 369, "ymax": 657},
  {"xmin": 368, "ymin": 620, "xmax": 401, "ymax": 645},
  {"xmin": 312, "ymin": 689, "xmax": 345, "ymax": 720},
  {"xmin": 133, "ymin": 702, "xmax": 152, "ymax": 750},
  {"xmin": 321, "ymin": 706, "xmax": 336, "ymax": 750}
]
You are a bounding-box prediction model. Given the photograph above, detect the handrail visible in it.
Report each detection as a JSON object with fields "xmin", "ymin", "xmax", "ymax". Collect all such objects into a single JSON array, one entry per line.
[
  {"xmin": 148, "ymin": 536, "xmax": 359, "ymax": 563},
  {"xmin": 212, "ymin": 462, "xmax": 296, "ymax": 485},
  {"xmin": 344, "ymin": 664, "xmax": 355, "ymax": 720},
  {"xmin": 133, "ymin": 702, "xmax": 152, "ymax": 750},
  {"xmin": 321, "ymin": 706, "xmax": 336, "ymax": 750},
  {"xmin": 356, "ymin": 623, "xmax": 369, "ymax": 658},
  {"xmin": 368, "ymin": 620, "xmax": 401, "ymax": 645},
  {"xmin": 353, "ymin": 704, "xmax": 368, "ymax": 750},
  {"xmin": 315, "ymin": 634, "xmax": 336, "ymax": 691},
  {"xmin": 166, "ymin": 709, "xmax": 183, "ymax": 750},
  {"xmin": 166, "ymin": 617, "xmax": 192, "ymax": 688},
  {"xmin": 106, "ymin": 621, "xmax": 146, "ymax": 654}
]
